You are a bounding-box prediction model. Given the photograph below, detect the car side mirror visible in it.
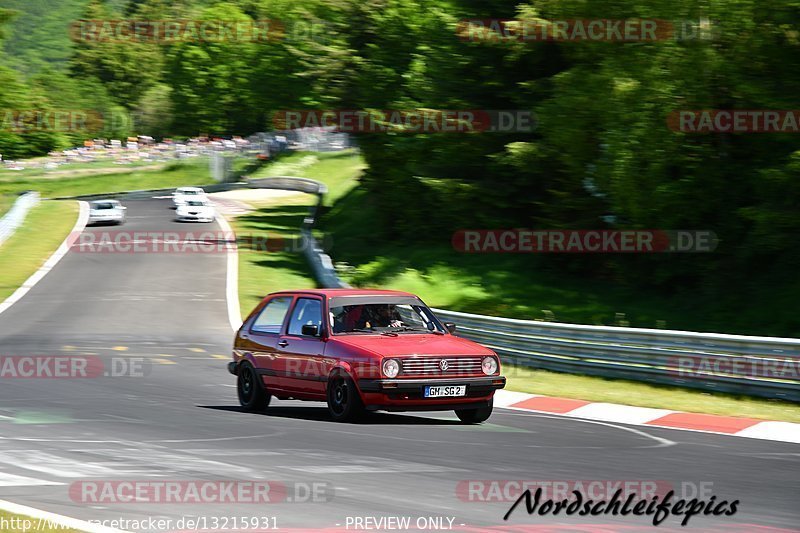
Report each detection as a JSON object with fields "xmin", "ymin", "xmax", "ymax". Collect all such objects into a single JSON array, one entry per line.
[
  {"xmin": 301, "ymin": 324, "xmax": 320, "ymax": 337},
  {"xmin": 444, "ymin": 322, "xmax": 457, "ymax": 334}
]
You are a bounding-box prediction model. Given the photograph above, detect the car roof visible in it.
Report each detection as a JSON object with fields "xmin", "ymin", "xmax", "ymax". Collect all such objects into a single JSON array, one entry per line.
[
  {"xmin": 90, "ymin": 199, "xmax": 119, "ymax": 204},
  {"xmin": 267, "ymin": 288, "xmax": 416, "ymax": 299},
  {"xmin": 177, "ymin": 187, "xmax": 204, "ymax": 192}
]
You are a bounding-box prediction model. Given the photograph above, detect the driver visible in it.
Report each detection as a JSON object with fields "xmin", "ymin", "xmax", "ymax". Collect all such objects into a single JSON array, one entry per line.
[{"xmin": 366, "ymin": 304, "xmax": 403, "ymax": 328}]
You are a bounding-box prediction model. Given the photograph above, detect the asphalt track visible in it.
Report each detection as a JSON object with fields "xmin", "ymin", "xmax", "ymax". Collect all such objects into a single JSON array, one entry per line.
[{"xmin": 0, "ymin": 198, "xmax": 797, "ymax": 532}]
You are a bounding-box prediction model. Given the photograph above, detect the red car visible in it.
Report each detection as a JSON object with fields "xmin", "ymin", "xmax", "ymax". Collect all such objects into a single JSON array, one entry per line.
[{"xmin": 228, "ymin": 289, "xmax": 506, "ymax": 423}]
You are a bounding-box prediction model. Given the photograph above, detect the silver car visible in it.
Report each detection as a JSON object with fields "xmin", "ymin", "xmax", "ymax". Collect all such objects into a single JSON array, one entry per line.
[{"xmin": 88, "ymin": 200, "xmax": 127, "ymax": 225}]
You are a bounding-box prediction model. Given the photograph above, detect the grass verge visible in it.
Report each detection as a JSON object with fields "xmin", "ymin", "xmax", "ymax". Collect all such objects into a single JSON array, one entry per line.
[
  {"xmin": 0, "ymin": 511, "xmax": 80, "ymax": 533},
  {"xmin": 505, "ymin": 365, "xmax": 800, "ymax": 423},
  {"xmin": 0, "ymin": 160, "xmax": 215, "ymax": 199},
  {"xmin": 0, "ymin": 195, "xmax": 13, "ymax": 218},
  {"xmin": 228, "ymin": 151, "xmax": 800, "ymax": 423},
  {"xmin": 0, "ymin": 201, "xmax": 78, "ymax": 302},
  {"xmin": 229, "ymin": 151, "xmax": 366, "ymax": 317},
  {"xmin": 230, "ymin": 203, "xmax": 319, "ymax": 319}
]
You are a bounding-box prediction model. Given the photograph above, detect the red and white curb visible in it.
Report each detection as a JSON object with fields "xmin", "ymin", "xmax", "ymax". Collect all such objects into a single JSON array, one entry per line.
[{"xmin": 494, "ymin": 390, "xmax": 800, "ymax": 444}]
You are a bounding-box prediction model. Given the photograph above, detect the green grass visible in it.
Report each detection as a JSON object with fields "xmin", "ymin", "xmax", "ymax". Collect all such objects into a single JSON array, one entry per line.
[
  {"xmin": 0, "ymin": 201, "xmax": 78, "ymax": 301},
  {"xmin": 231, "ymin": 205, "xmax": 319, "ymax": 318},
  {"xmin": 0, "ymin": 511, "xmax": 80, "ymax": 533},
  {"xmin": 505, "ymin": 364, "xmax": 800, "ymax": 423},
  {"xmin": 0, "ymin": 158, "xmax": 164, "ymax": 180},
  {"xmin": 250, "ymin": 149, "xmax": 366, "ymax": 205},
  {"xmin": 225, "ymin": 151, "xmax": 800, "ymax": 422},
  {"xmin": 231, "ymin": 150, "xmax": 367, "ymax": 317},
  {"xmin": 0, "ymin": 195, "xmax": 14, "ymax": 218},
  {"xmin": 0, "ymin": 160, "xmax": 216, "ymax": 199}
]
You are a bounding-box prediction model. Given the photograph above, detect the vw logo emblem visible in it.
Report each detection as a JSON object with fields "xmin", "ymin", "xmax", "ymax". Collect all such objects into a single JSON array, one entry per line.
[{"xmin": 439, "ymin": 359, "xmax": 449, "ymax": 371}]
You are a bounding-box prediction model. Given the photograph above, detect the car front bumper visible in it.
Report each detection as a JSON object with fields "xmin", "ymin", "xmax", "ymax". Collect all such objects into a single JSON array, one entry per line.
[
  {"xmin": 358, "ymin": 375, "xmax": 506, "ymax": 410},
  {"xmin": 176, "ymin": 215, "xmax": 214, "ymax": 222},
  {"xmin": 88, "ymin": 215, "xmax": 124, "ymax": 224}
]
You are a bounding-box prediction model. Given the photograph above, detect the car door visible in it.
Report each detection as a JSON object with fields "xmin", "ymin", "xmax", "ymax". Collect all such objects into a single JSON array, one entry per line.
[
  {"xmin": 278, "ymin": 297, "xmax": 327, "ymax": 397},
  {"xmin": 240, "ymin": 295, "xmax": 294, "ymax": 392}
]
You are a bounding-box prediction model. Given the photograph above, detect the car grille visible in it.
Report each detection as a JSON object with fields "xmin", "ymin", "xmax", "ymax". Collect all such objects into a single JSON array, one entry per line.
[{"xmin": 399, "ymin": 356, "xmax": 484, "ymax": 376}]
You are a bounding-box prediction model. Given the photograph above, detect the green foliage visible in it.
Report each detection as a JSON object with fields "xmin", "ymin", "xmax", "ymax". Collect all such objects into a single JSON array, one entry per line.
[{"xmin": 1, "ymin": 0, "xmax": 799, "ymax": 333}]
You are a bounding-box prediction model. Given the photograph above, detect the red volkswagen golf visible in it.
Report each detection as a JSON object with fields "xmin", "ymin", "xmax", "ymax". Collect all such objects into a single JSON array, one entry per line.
[{"xmin": 229, "ymin": 289, "xmax": 506, "ymax": 423}]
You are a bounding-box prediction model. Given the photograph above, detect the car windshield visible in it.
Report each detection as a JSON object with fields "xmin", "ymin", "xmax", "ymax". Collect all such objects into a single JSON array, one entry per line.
[
  {"xmin": 186, "ymin": 200, "xmax": 206, "ymax": 206},
  {"xmin": 330, "ymin": 299, "xmax": 444, "ymax": 334},
  {"xmin": 92, "ymin": 202, "xmax": 116, "ymax": 210},
  {"xmin": 182, "ymin": 190, "xmax": 199, "ymax": 195}
]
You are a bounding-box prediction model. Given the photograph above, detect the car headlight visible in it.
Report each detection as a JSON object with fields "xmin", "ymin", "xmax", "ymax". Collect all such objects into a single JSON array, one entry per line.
[
  {"xmin": 382, "ymin": 358, "xmax": 400, "ymax": 378},
  {"xmin": 481, "ymin": 356, "xmax": 498, "ymax": 375}
]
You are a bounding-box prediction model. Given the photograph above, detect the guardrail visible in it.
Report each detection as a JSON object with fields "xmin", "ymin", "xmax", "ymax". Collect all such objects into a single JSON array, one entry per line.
[
  {"xmin": 247, "ymin": 176, "xmax": 350, "ymax": 289},
  {"xmin": 0, "ymin": 192, "xmax": 40, "ymax": 247},
  {"xmin": 431, "ymin": 308, "xmax": 800, "ymax": 401},
  {"xmin": 60, "ymin": 171, "xmax": 792, "ymax": 401},
  {"xmin": 276, "ymin": 180, "xmax": 798, "ymax": 401}
]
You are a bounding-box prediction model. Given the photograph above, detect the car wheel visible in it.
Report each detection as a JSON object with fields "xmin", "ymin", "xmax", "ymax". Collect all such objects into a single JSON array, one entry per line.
[
  {"xmin": 455, "ymin": 399, "xmax": 493, "ymax": 424},
  {"xmin": 327, "ymin": 375, "xmax": 364, "ymax": 422},
  {"xmin": 237, "ymin": 362, "xmax": 270, "ymax": 412}
]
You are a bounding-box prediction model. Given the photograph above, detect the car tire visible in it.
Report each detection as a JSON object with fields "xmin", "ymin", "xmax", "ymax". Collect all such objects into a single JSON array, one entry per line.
[
  {"xmin": 237, "ymin": 362, "xmax": 270, "ymax": 412},
  {"xmin": 326, "ymin": 375, "xmax": 364, "ymax": 422},
  {"xmin": 455, "ymin": 399, "xmax": 493, "ymax": 424}
]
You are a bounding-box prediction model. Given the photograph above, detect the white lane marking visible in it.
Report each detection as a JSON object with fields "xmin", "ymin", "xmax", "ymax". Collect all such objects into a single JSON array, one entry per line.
[
  {"xmin": 215, "ymin": 210, "xmax": 242, "ymax": 331},
  {"xmin": 492, "ymin": 390, "xmax": 538, "ymax": 407},
  {"xmin": 494, "ymin": 390, "xmax": 800, "ymax": 445},
  {"xmin": 0, "ymin": 451, "xmax": 123, "ymax": 478},
  {"xmin": 735, "ymin": 422, "xmax": 800, "ymax": 444},
  {"xmin": 0, "ymin": 473, "xmax": 64, "ymax": 487},
  {"xmin": 0, "ymin": 499, "xmax": 130, "ymax": 533},
  {"xmin": 80, "ymin": 448, "xmax": 255, "ymax": 475},
  {"xmin": 567, "ymin": 403, "xmax": 675, "ymax": 425},
  {"xmin": 498, "ymin": 408, "xmax": 676, "ymax": 448},
  {"xmin": 288, "ymin": 464, "xmax": 455, "ymax": 474},
  {"xmin": 0, "ymin": 201, "xmax": 88, "ymax": 317}
]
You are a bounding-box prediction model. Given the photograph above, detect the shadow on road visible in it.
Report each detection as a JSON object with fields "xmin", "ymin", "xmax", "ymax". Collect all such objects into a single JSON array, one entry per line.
[{"xmin": 198, "ymin": 405, "xmax": 464, "ymax": 426}]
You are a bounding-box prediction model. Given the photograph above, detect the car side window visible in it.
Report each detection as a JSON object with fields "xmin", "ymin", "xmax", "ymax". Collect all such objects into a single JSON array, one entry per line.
[
  {"xmin": 287, "ymin": 298, "xmax": 323, "ymax": 336},
  {"xmin": 250, "ymin": 296, "xmax": 293, "ymax": 334}
]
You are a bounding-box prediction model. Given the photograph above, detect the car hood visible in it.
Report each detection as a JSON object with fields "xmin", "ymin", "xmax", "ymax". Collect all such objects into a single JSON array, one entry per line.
[{"xmin": 331, "ymin": 333, "xmax": 493, "ymax": 357}]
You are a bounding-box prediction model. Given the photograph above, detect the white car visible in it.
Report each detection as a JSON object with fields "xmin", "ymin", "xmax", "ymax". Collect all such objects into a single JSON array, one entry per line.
[
  {"xmin": 88, "ymin": 200, "xmax": 126, "ymax": 225},
  {"xmin": 172, "ymin": 187, "xmax": 207, "ymax": 208},
  {"xmin": 176, "ymin": 199, "xmax": 216, "ymax": 223}
]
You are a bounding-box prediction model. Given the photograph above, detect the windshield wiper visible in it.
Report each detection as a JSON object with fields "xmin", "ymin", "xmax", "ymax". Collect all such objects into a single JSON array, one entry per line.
[{"xmin": 390, "ymin": 326, "xmax": 444, "ymax": 334}]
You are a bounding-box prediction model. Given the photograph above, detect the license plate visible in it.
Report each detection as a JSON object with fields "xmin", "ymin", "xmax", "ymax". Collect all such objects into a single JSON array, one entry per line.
[{"xmin": 424, "ymin": 385, "xmax": 466, "ymax": 398}]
